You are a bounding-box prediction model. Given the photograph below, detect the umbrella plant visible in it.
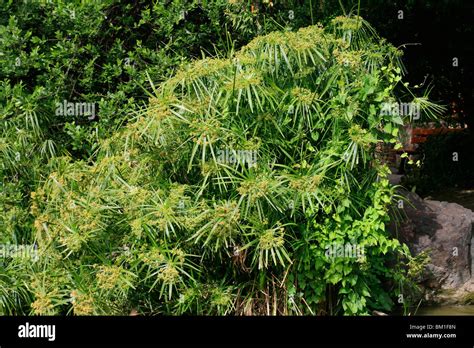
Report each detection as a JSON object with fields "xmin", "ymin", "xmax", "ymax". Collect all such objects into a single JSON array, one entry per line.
[{"xmin": 20, "ymin": 15, "xmax": 439, "ymax": 315}]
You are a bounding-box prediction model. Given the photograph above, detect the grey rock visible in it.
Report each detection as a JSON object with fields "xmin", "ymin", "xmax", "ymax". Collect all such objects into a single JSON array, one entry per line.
[{"xmin": 392, "ymin": 191, "xmax": 474, "ymax": 303}]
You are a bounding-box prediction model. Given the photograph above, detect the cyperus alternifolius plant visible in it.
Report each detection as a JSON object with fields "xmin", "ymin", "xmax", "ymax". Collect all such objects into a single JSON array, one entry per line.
[{"xmin": 26, "ymin": 15, "xmax": 442, "ymax": 316}]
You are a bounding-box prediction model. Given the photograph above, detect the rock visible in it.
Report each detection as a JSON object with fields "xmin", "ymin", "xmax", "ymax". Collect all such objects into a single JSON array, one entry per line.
[
  {"xmin": 392, "ymin": 191, "xmax": 474, "ymax": 304},
  {"xmin": 471, "ymin": 234, "xmax": 474, "ymax": 276},
  {"xmin": 433, "ymin": 280, "xmax": 474, "ymax": 305},
  {"xmin": 388, "ymin": 174, "xmax": 403, "ymax": 185}
]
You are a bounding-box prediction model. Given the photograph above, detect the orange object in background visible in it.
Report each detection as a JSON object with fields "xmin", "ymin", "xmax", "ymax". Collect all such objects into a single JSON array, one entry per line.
[
  {"xmin": 411, "ymin": 127, "xmax": 465, "ymax": 144},
  {"xmin": 393, "ymin": 123, "xmax": 468, "ymax": 157}
]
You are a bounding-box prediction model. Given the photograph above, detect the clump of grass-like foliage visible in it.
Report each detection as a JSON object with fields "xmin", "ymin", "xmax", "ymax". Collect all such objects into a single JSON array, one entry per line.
[{"xmin": 6, "ymin": 15, "xmax": 440, "ymax": 315}]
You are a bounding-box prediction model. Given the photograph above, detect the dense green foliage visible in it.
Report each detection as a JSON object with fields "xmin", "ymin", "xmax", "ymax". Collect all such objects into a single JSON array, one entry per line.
[
  {"xmin": 14, "ymin": 15, "xmax": 432, "ymax": 316},
  {"xmin": 1, "ymin": 1, "xmax": 445, "ymax": 316},
  {"xmin": 0, "ymin": 0, "xmax": 344, "ymax": 315},
  {"xmin": 1, "ymin": 0, "xmax": 333, "ymax": 256}
]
